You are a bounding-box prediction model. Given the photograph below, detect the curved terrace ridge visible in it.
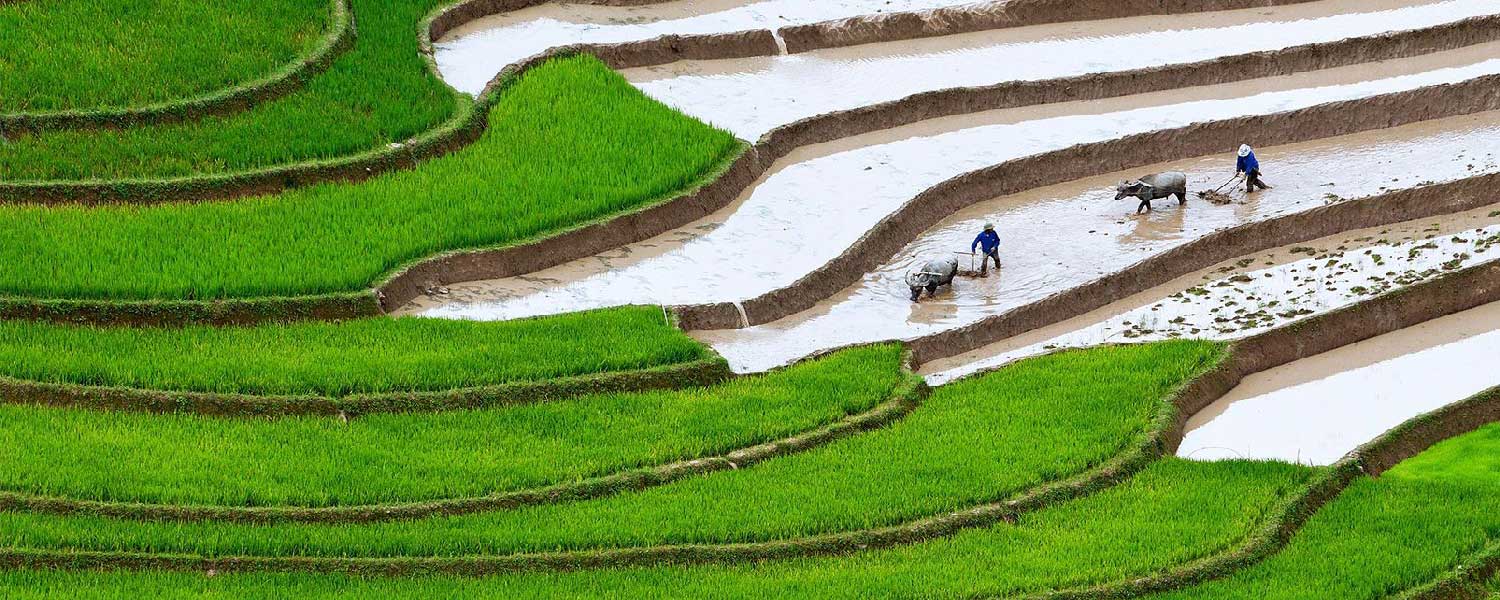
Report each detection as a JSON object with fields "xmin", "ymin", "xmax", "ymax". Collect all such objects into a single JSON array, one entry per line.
[
  {"xmin": 0, "ymin": 376, "xmax": 923, "ymax": 524},
  {"xmin": 5, "ymin": 19, "xmax": 1500, "ymax": 328},
  {"xmin": 2, "ymin": 260, "xmax": 1497, "ymax": 574},
  {"xmin": 0, "ymin": 0, "xmax": 355, "ymax": 135},
  {"xmin": 0, "ymin": 357, "xmax": 730, "ymax": 417},
  {"xmin": 0, "ymin": 0, "xmax": 1324, "ymax": 204}
]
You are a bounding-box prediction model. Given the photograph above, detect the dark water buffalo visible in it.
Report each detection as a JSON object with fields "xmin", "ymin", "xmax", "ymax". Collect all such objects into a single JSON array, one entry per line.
[
  {"xmin": 906, "ymin": 256, "xmax": 959, "ymax": 302},
  {"xmin": 1116, "ymin": 171, "xmax": 1188, "ymax": 213}
]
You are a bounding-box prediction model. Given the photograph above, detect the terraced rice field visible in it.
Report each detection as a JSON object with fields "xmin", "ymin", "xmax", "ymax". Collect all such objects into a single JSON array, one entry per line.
[{"xmin": 4, "ymin": 0, "xmax": 1499, "ymax": 597}]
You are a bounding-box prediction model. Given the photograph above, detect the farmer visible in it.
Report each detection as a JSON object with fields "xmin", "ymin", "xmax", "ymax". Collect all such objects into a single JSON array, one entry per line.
[
  {"xmin": 1236, "ymin": 144, "xmax": 1272, "ymax": 193},
  {"xmin": 970, "ymin": 223, "xmax": 1001, "ymax": 277}
]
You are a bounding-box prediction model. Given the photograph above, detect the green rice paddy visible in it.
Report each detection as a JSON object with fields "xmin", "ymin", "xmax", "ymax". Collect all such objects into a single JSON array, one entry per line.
[
  {"xmin": 0, "ymin": 0, "xmax": 332, "ymax": 114},
  {"xmin": 0, "ymin": 345, "xmax": 902, "ymax": 506},
  {"xmin": 0, "ymin": 55, "xmax": 739, "ymax": 301}
]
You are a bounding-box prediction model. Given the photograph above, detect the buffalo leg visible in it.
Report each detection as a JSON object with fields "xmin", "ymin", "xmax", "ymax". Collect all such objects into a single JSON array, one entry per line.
[{"xmin": 1137, "ymin": 198, "xmax": 1151, "ymax": 213}]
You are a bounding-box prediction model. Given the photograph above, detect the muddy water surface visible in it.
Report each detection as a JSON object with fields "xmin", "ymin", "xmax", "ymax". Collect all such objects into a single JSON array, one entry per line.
[
  {"xmin": 630, "ymin": 0, "xmax": 1483, "ymax": 139},
  {"xmin": 1177, "ymin": 300, "xmax": 1500, "ymax": 465},
  {"xmin": 698, "ymin": 108, "xmax": 1500, "ymax": 372},
  {"xmin": 434, "ymin": 0, "xmax": 992, "ymax": 94},
  {"xmin": 923, "ymin": 205, "xmax": 1500, "ymax": 383},
  {"xmin": 412, "ymin": 60, "xmax": 1500, "ymax": 333}
]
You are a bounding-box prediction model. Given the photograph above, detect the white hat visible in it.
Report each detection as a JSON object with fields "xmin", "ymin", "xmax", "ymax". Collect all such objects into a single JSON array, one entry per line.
[
  {"xmin": 1238, "ymin": 144, "xmax": 1252, "ymax": 158},
  {"xmin": 984, "ymin": 222, "xmax": 995, "ymax": 230}
]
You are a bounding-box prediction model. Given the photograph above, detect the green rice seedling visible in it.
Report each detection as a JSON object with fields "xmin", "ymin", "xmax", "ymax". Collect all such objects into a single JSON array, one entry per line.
[
  {"xmin": 1141, "ymin": 421, "xmax": 1500, "ymax": 599},
  {"xmin": 0, "ymin": 341, "xmax": 1226, "ymax": 557},
  {"xmin": 0, "ymin": 458, "xmax": 1313, "ymax": 598},
  {"xmin": 0, "ymin": 345, "xmax": 904, "ymax": 506},
  {"xmin": 0, "ymin": 308, "xmax": 706, "ymax": 396},
  {"xmin": 7, "ymin": 414, "xmax": 1495, "ymax": 599},
  {"xmin": 0, "ymin": 0, "xmax": 331, "ymax": 114},
  {"xmin": 0, "ymin": 0, "xmax": 458, "ymax": 180},
  {"xmin": 0, "ymin": 55, "xmax": 739, "ymax": 300}
]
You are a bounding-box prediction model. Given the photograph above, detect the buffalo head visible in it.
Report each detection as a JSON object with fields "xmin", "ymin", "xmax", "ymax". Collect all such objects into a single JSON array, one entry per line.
[{"xmin": 1115, "ymin": 180, "xmax": 1146, "ymax": 200}]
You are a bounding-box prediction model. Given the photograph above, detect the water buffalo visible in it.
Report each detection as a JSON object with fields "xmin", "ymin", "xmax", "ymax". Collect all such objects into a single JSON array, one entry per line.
[
  {"xmin": 906, "ymin": 256, "xmax": 959, "ymax": 302},
  {"xmin": 1116, "ymin": 171, "xmax": 1188, "ymax": 213}
]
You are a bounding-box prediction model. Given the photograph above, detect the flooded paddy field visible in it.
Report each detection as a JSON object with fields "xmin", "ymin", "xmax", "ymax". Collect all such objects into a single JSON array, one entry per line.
[
  {"xmin": 697, "ymin": 109, "xmax": 1500, "ymax": 371},
  {"xmin": 434, "ymin": 0, "xmax": 992, "ymax": 95},
  {"xmin": 1180, "ymin": 300, "xmax": 1500, "ymax": 465},
  {"xmin": 405, "ymin": 56, "xmax": 1500, "ymax": 334},
  {"xmin": 924, "ymin": 202, "xmax": 1500, "ymax": 383},
  {"xmin": 631, "ymin": 0, "xmax": 1491, "ymax": 139}
]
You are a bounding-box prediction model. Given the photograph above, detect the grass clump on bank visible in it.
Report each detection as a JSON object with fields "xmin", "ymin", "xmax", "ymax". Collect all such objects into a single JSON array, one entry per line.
[
  {"xmin": 0, "ymin": 0, "xmax": 456, "ymax": 180},
  {"xmin": 0, "ymin": 308, "xmax": 706, "ymax": 396},
  {"xmin": 1142, "ymin": 420, "xmax": 1500, "ymax": 599},
  {"xmin": 0, "ymin": 55, "xmax": 740, "ymax": 300},
  {"xmin": 0, "ymin": 345, "xmax": 904, "ymax": 506},
  {"xmin": 0, "ymin": 0, "xmax": 331, "ymax": 114},
  {"xmin": 0, "ymin": 458, "xmax": 1314, "ymax": 598},
  {"xmin": 0, "ymin": 342, "xmax": 1225, "ymax": 556}
]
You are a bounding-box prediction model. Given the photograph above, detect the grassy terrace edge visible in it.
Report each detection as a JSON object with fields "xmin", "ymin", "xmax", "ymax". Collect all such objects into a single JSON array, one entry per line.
[
  {"xmin": 0, "ymin": 350, "xmax": 924, "ymax": 523},
  {"xmin": 0, "ymin": 355, "xmax": 730, "ymax": 418},
  {"xmin": 1399, "ymin": 540, "xmax": 1500, "ymax": 600},
  {"xmin": 1, "ymin": 251, "xmax": 1491, "ymax": 572},
  {"xmin": 0, "ymin": 341, "xmax": 1207, "ymax": 530},
  {"xmin": 0, "ymin": 341, "xmax": 1228, "ymax": 571},
  {"xmin": 0, "ymin": 307, "xmax": 723, "ymax": 416},
  {"xmin": 0, "ymin": 0, "xmax": 354, "ymax": 134}
]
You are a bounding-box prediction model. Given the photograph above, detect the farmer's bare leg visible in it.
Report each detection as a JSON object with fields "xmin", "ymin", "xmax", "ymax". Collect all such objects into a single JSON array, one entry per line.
[
  {"xmin": 980, "ymin": 250, "xmax": 1001, "ymax": 275},
  {"xmin": 1247, "ymin": 169, "xmax": 1271, "ymax": 192}
]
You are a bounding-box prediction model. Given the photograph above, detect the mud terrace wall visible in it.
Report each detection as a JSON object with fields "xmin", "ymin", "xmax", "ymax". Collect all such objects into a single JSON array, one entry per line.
[
  {"xmin": 0, "ymin": 0, "xmax": 354, "ymax": 136},
  {"xmin": 1400, "ymin": 541, "xmax": 1500, "ymax": 600},
  {"xmin": 673, "ymin": 59, "xmax": 1500, "ymax": 332},
  {"xmin": 779, "ymin": 0, "xmax": 1328, "ymax": 53},
  {"xmin": 0, "ymin": 292, "xmax": 382, "ymax": 327},
  {"xmin": 426, "ymin": 0, "xmax": 780, "ymax": 72},
  {"xmin": 757, "ymin": 15, "xmax": 1500, "ymax": 168},
  {"xmin": 376, "ymin": 141, "xmax": 760, "ymax": 311}
]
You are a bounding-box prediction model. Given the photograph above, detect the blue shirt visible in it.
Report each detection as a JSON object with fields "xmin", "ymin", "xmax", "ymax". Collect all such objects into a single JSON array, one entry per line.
[
  {"xmin": 1236, "ymin": 150, "xmax": 1260, "ymax": 174},
  {"xmin": 972, "ymin": 230, "xmax": 1000, "ymax": 254}
]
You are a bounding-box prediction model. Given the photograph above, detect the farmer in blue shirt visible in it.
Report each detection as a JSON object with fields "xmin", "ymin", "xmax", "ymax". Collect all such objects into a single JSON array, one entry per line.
[
  {"xmin": 971, "ymin": 222, "xmax": 1001, "ymax": 277},
  {"xmin": 1236, "ymin": 144, "xmax": 1272, "ymax": 193}
]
